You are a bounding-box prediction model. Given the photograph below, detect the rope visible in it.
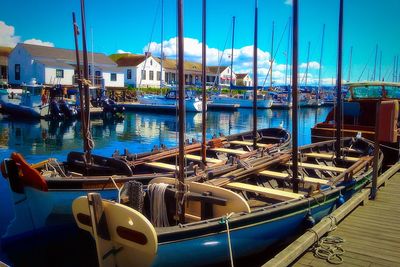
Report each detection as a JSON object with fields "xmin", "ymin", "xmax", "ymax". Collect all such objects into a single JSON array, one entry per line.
[
  {"xmin": 148, "ymin": 183, "xmax": 170, "ymax": 227},
  {"xmin": 220, "ymin": 212, "xmax": 235, "ymax": 267},
  {"xmin": 109, "ymin": 176, "xmax": 122, "ymax": 203}
]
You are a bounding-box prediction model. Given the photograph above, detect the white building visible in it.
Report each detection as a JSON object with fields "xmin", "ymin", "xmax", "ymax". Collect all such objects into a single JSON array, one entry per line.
[
  {"xmin": 113, "ymin": 53, "xmax": 164, "ymax": 88},
  {"xmin": 236, "ymin": 73, "xmax": 253, "ymax": 87},
  {"xmin": 207, "ymin": 66, "xmax": 236, "ymax": 87},
  {"xmin": 8, "ymin": 43, "xmax": 124, "ymax": 88}
]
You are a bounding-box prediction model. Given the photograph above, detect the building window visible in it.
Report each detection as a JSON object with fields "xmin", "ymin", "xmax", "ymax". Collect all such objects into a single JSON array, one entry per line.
[
  {"xmin": 150, "ymin": 59, "xmax": 153, "ymax": 66},
  {"xmin": 157, "ymin": 71, "xmax": 161, "ymax": 81},
  {"xmin": 110, "ymin": 73, "xmax": 117, "ymax": 81},
  {"xmin": 127, "ymin": 69, "xmax": 132, "ymax": 80},
  {"xmin": 171, "ymin": 73, "xmax": 176, "ymax": 82},
  {"xmin": 56, "ymin": 69, "xmax": 64, "ymax": 78},
  {"xmin": 142, "ymin": 70, "xmax": 146, "ymax": 80},
  {"xmin": 149, "ymin": 71, "xmax": 154, "ymax": 81},
  {"xmin": 95, "ymin": 70, "xmax": 101, "ymax": 77},
  {"xmin": 15, "ymin": 64, "xmax": 20, "ymax": 80}
]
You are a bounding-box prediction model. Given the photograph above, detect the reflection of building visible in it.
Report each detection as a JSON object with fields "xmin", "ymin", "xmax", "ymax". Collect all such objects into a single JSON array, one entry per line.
[
  {"xmin": 236, "ymin": 73, "xmax": 252, "ymax": 86},
  {"xmin": 8, "ymin": 43, "xmax": 124, "ymax": 88},
  {"xmin": 0, "ymin": 46, "xmax": 12, "ymax": 84}
]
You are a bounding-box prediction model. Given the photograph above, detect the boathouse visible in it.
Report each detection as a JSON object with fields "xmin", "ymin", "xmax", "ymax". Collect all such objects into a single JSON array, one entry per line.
[
  {"xmin": 236, "ymin": 73, "xmax": 252, "ymax": 87},
  {"xmin": 0, "ymin": 46, "xmax": 12, "ymax": 84},
  {"xmin": 7, "ymin": 43, "xmax": 124, "ymax": 88}
]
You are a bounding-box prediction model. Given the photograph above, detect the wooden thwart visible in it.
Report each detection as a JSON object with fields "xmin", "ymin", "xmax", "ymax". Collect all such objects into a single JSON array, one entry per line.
[
  {"xmin": 145, "ymin": 162, "xmax": 178, "ymax": 171},
  {"xmin": 229, "ymin": 140, "xmax": 273, "ymax": 148},
  {"xmin": 304, "ymin": 152, "xmax": 359, "ymax": 162},
  {"xmin": 225, "ymin": 182, "xmax": 304, "ymax": 201},
  {"xmin": 259, "ymin": 170, "xmax": 329, "ymax": 185},
  {"xmin": 185, "ymin": 154, "xmax": 223, "ymax": 164},
  {"xmin": 286, "ymin": 162, "xmax": 347, "ymax": 173},
  {"xmin": 210, "ymin": 147, "xmax": 247, "ymax": 155}
]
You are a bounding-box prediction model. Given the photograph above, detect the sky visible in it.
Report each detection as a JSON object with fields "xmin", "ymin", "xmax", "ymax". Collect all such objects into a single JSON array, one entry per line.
[{"xmin": 1, "ymin": 0, "xmax": 399, "ymax": 85}]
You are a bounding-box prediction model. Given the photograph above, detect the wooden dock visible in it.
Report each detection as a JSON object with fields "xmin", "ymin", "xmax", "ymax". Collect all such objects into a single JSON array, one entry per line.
[{"xmin": 264, "ymin": 164, "xmax": 400, "ymax": 267}]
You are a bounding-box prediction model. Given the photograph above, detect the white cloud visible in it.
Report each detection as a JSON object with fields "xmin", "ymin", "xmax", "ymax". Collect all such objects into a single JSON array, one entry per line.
[
  {"xmin": 299, "ymin": 61, "xmax": 320, "ymax": 70},
  {"xmin": 116, "ymin": 49, "xmax": 132, "ymax": 54},
  {"xmin": 284, "ymin": 0, "xmax": 293, "ymax": 5},
  {"xmin": 24, "ymin": 38, "xmax": 54, "ymax": 47},
  {"xmin": 0, "ymin": 21, "xmax": 20, "ymax": 47}
]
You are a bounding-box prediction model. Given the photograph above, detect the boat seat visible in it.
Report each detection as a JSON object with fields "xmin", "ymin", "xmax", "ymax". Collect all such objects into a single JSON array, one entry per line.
[
  {"xmin": 259, "ymin": 170, "xmax": 329, "ymax": 185},
  {"xmin": 144, "ymin": 162, "xmax": 179, "ymax": 171},
  {"xmin": 304, "ymin": 152, "xmax": 359, "ymax": 163},
  {"xmin": 286, "ymin": 162, "xmax": 346, "ymax": 173},
  {"xmin": 229, "ymin": 140, "xmax": 273, "ymax": 148},
  {"xmin": 185, "ymin": 154, "xmax": 223, "ymax": 164},
  {"xmin": 225, "ymin": 182, "xmax": 304, "ymax": 201},
  {"xmin": 210, "ymin": 147, "xmax": 247, "ymax": 155}
]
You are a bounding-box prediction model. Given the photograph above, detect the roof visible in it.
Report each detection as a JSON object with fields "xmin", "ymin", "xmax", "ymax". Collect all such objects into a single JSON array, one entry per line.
[
  {"xmin": 112, "ymin": 54, "xmax": 148, "ymax": 67},
  {"xmin": 19, "ymin": 43, "xmax": 116, "ymax": 66},
  {"xmin": 207, "ymin": 66, "xmax": 228, "ymax": 74},
  {"xmin": 0, "ymin": 46, "xmax": 12, "ymax": 57},
  {"xmin": 37, "ymin": 60, "xmax": 74, "ymax": 69},
  {"xmin": 236, "ymin": 73, "xmax": 249, "ymax": 79}
]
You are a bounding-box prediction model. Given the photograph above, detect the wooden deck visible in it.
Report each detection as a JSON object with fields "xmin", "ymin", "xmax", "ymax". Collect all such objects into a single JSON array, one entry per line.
[{"xmin": 292, "ymin": 173, "xmax": 400, "ymax": 267}]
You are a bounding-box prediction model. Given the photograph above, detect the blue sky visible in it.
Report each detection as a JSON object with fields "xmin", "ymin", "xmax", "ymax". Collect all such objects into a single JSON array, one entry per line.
[{"xmin": 1, "ymin": 0, "xmax": 399, "ymax": 85}]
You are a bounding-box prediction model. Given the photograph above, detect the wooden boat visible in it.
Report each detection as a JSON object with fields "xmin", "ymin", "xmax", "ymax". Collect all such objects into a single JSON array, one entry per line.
[
  {"xmin": 0, "ymin": 127, "xmax": 290, "ymax": 242},
  {"xmin": 312, "ymin": 82, "xmax": 400, "ymax": 166},
  {"xmin": 72, "ymin": 137, "xmax": 381, "ymax": 267}
]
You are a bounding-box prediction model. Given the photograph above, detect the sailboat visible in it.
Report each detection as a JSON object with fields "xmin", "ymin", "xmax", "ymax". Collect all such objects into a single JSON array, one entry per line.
[{"xmin": 71, "ymin": 1, "xmax": 381, "ymax": 266}]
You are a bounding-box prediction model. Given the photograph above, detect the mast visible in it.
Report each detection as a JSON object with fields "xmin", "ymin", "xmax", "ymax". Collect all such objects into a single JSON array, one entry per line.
[
  {"xmin": 373, "ymin": 44, "xmax": 378, "ymax": 81},
  {"xmin": 292, "ymin": 0, "xmax": 299, "ymax": 193},
  {"xmin": 201, "ymin": 0, "xmax": 207, "ymax": 164},
  {"xmin": 80, "ymin": 0, "xmax": 93, "ymax": 163},
  {"xmin": 396, "ymin": 56, "xmax": 399, "ymax": 82},
  {"xmin": 379, "ymin": 50, "xmax": 382, "ymax": 81},
  {"xmin": 347, "ymin": 46, "xmax": 353, "ymax": 82},
  {"xmin": 177, "ymin": 0, "xmax": 186, "ymax": 224},
  {"xmin": 160, "ymin": 0, "xmax": 164, "ymax": 89},
  {"xmin": 317, "ymin": 24, "xmax": 325, "ymax": 102},
  {"xmin": 335, "ymin": 0, "xmax": 344, "ymax": 161},
  {"xmin": 72, "ymin": 12, "xmax": 88, "ymax": 154},
  {"xmin": 252, "ymin": 0, "xmax": 258, "ymax": 149},
  {"xmin": 229, "ymin": 16, "xmax": 236, "ymax": 91},
  {"xmin": 284, "ymin": 17, "xmax": 291, "ymax": 89},
  {"xmin": 91, "ymin": 28, "xmax": 94, "ymax": 85},
  {"xmin": 393, "ymin": 56, "xmax": 397, "ymax": 82},
  {"xmin": 270, "ymin": 21, "xmax": 275, "ymax": 90},
  {"xmin": 304, "ymin": 41, "xmax": 311, "ymax": 87}
]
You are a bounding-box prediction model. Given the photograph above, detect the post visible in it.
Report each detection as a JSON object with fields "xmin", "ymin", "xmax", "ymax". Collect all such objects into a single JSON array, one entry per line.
[
  {"xmin": 160, "ymin": 0, "xmax": 164, "ymax": 89},
  {"xmin": 252, "ymin": 0, "xmax": 258, "ymax": 150},
  {"xmin": 371, "ymin": 99, "xmax": 381, "ymax": 199},
  {"xmin": 201, "ymin": 0, "xmax": 207, "ymax": 164},
  {"xmin": 230, "ymin": 16, "xmax": 235, "ymax": 92},
  {"xmin": 177, "ymin": 0, "xmax": 186, "ymax": 224},
  {"xmin": 292, "ymin": 0, "xmax": 299, "ymax": 193},
  {"xmin": 335, "ymin": 0, "xmax": 344, "ymax": 161}
]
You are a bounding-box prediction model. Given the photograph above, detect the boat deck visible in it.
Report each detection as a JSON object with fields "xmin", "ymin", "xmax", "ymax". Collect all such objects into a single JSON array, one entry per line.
[{"xmin": 292, "ymin": 172, "xmax": 400, "ymax": 267}]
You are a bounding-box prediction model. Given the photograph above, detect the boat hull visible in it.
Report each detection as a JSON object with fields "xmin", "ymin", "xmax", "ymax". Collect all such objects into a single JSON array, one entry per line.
[
  {"xmin": 138, "ymin": 95, "xmax": 203, "ymax": 112},
  {"xmin": 211, "ymin": 96, "xmax": 273, "ymax": 109}
]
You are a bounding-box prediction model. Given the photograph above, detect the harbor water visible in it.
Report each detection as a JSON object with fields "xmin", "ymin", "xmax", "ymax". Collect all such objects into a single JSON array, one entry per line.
[{"xmin": 0, "ymin": 107, "xmax": 331, "ymax": 266}]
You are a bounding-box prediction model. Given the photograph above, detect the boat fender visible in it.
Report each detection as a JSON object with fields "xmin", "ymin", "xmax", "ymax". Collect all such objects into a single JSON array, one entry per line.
[
  {"xmin": 304, "ymin": 211, "xmax": 316, "ymax": 228},
  {"xmin": 11, "ymin": 152, "xmax": 48, "ymax": 191},
  {"xmin": 336, "ymin": 194, "xmax": 345, "ymax": 207}
]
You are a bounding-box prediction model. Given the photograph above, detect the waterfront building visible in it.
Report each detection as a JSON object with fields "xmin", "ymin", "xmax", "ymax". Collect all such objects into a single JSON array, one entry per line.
[
  {"xmin": 236, "ymin": 73, "xmax": 253, "ymax": 87},
  {"xmin": 0, "ymin": 46, "xmax": 12, "ymax": 84},
  {"xmin": 8, "ymin": 43, "xmax": 124, "ymax": 88},
  {"xmin": 206, "ymin": 66, "xmax": 236, "ymax": 87}
]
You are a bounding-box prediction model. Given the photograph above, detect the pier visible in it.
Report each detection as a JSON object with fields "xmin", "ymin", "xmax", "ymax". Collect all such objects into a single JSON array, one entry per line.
[{"xmin": 264, "ymin": 163, "xmax": 400, "ymax": 267}]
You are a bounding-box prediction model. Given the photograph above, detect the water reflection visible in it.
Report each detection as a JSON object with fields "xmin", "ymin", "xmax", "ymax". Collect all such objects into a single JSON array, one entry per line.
[{"xmin": 0, "ymin": 107, "xmax": 331, "ymax": 162}]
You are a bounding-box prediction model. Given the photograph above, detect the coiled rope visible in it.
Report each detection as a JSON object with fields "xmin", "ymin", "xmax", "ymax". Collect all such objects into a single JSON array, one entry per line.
[{"xmin": 148, "ymin": 183, "xmax": 170, "ymax": 227}]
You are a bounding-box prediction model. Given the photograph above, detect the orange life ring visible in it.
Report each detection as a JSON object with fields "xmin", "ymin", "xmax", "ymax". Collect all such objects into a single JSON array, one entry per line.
[{"xmin": 11, "ymin": 152, "xmax": 48, "ymax": 191}]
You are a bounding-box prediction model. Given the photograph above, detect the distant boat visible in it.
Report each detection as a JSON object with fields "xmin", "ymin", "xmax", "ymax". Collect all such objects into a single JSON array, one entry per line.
[
  {"xmin": 138, "ymin": 89, "xmax": 203, "ymax": 112},
  {"xmin": 269, "ymin": 91, "xmax": 292, "ymax": 109},
  {"xmin": 211, "ymin": 91, "xmax": 273, "ymax": 109}
]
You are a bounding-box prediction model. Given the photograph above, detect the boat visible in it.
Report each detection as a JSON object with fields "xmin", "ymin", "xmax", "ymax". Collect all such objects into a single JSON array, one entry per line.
[
  {"xmin": 211, "ymin": 90, "xmax": 273, "ymax": 109},
  {"xmin": 137, "ymin": 89, "xmax": 203, "ymax": 112},
  {"xmin": 269, "ymin": 91, "xmax": 292, "ymax": 109},
  {"xmin": 72, "ymin": 137, "xmax": 381, "ymax": 267},
  {"xmin": 312, "ymin": 82, "xmax": 400, "ymax": 166}
]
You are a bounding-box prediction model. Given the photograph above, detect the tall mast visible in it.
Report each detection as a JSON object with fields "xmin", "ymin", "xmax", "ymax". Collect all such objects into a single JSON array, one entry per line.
[
  {"xmin": 201, "ymin": 0, "xmax": 207, "ymax": 164},
  {"xmin": 160, "ymin": 0, "xmax": 164, "ymax": 88},
  {"xmin": 379, "ymin": 50, "xmax": 382, "ymax": 81},
  {"xmin": 373, "ymin": 44, "xmax": 378, "ymax": 81},
  {"xmin": 347, "ymin": 46, "xmax": 353, "ymax": 82},
  {"xmin": 396, "ymin": 56, "xmax": 399, "ymax": 82},
  {"xmin": 317, "ymin": 24, "xmax": 325, "ymax": 101},
  {"xmin": 72, "ymin": 12, "xmax": 88, "ymax": 154},
  {"xmin": 230, "ymin": 16, "xmax": 236, "ymax": 91},
  {"xmin": 284, "ymin": 17, "xmax": 291, "ymax": 88},
  {"xmin": 80, "ymin": 0, "xmax": 93, "ymax": 163},
  {"xmin": 292, "ymin": 0, "xmax": 299, "ymax": 193},
  {"xmin": 252, "ymin": 0, "xmax": 258, "ymax": 149},
  {"xmin": 270, "ymin": 21, "xmax": 275, "ymax": 90},
  {"xmin": 393, "ymin": 56, "xmax": 397, "ymax": 82},
  {"xmin": 91, "ymin": 28, "xmax": 94, "ymax": 85},
  {"xmin": 304, "ymin": 41, "xmax": 311, "ymax": 87},
  {"xmin": 335, "ymin": 0, "xmax": 344, "ymax": 161},
  {"xmin": 177, "ymin": 0, "xmax": 186, "ymax": 224}
]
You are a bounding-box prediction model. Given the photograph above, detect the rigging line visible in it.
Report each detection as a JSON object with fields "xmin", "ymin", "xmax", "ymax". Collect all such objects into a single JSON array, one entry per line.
[
  {"xmin": 262, "ymin": 19, "xmax": 290, "ymax": 88},
  {"xmin": 357, "ymin": 47, "xmax": 374, "ymax": 82},
  {"xmin": 138, "ymin": 0, "xmax": 162, "ymax": 88},
  {"xmin": 213, "ymin": 20, "xmax": 233, "ymax": 89}
]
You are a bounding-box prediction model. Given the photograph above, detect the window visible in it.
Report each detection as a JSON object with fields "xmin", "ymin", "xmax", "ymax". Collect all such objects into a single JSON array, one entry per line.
[
  {"xmin": 56, "ymin": 69, "xmax": 64, "ymax": 78},
  {"xmin": 157, "ymin": 71, "xmax": 161, "ymax": 81},
  {"xmin": 149, "ymin": 71, "xmax": 154, "ymax": 81},
  {"xmin": 127, "ymin": 69, "xmax": 132, "ymax": 80},
  {"xmin": 141, "ymin": 70, "xmax": 146, "ymax": 80},
  {"xmin": 171, "ymin": 73, "xmax": 176, "ymax": 82},
  {"xmin": 95, "ymin": 70, "xmax": 101, "ymax": 77},
  {"xmin": 15, "ymin": 64, "xmax": 20, "ymax": 80},
  {"xmin": 150, "ymin": 59, "xmax": 153, "ymax": 66},
  {"xmin": 110, "ymin": 73, "xmax": 117, "ymax": 81}
]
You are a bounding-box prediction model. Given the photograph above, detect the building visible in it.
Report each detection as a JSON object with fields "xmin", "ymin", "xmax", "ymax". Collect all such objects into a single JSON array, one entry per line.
[
  {"xmin": 111, "ymin": 53, "xmax": 164, "ymax": 88},
  {"xmin": 0, "ymin": 47, "xmax": 12, "ymax": 84},
  {"xmin": 8, "ymin": 43, "xmax": 124, "ymax": 88},
  {"xmin": 207, "ymin": 66, "xmax": 236, "ymax": 87},
  {"xmin": 156, "ymin": 58, "xmax": 203, "ymax": 86},
  {"xmin": 236, "ymin": 73, "xmax": 252, "ymax": 87}
]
